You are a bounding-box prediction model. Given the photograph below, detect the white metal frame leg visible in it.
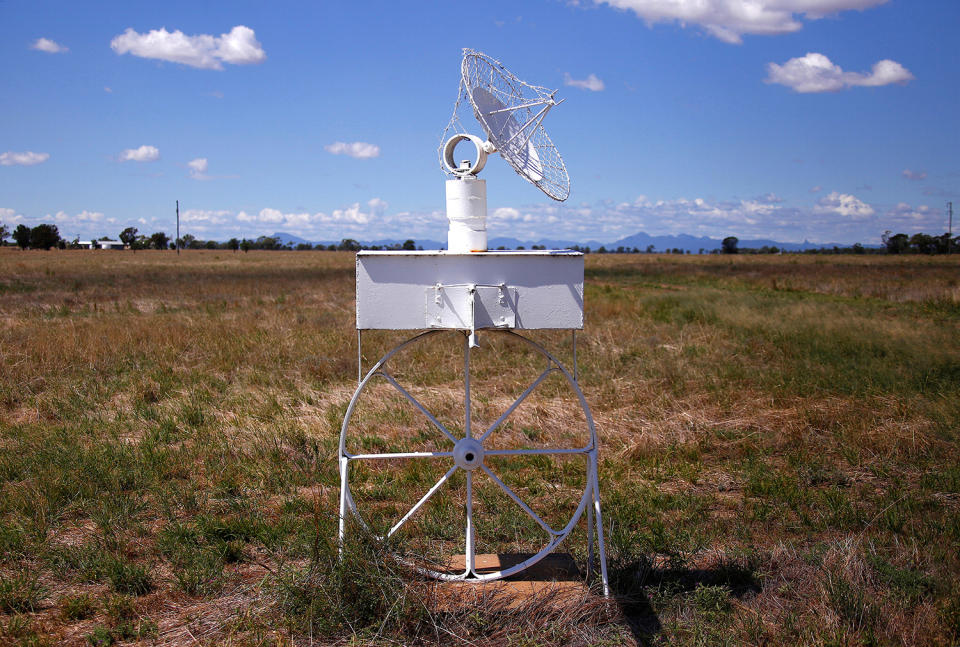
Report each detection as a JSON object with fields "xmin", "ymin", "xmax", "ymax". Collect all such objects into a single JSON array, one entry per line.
[{"xmin": 590, "ymin": 457, "xmax": 610, "ymax": 597}]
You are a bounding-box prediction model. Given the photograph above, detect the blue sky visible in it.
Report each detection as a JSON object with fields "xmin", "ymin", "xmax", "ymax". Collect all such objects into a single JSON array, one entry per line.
[{"xmin": 2, "ymin": 0, "xmax": 957, "ymax": 245}]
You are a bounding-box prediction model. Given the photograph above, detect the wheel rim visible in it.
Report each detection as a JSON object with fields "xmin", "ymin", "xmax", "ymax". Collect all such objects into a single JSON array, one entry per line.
[{"xmin": 339, "ymin": 329, "xmax": 598, "ymax": 581}]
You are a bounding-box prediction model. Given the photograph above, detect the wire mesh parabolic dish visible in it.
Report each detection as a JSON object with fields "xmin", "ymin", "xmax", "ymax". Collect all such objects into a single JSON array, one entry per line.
[{"xmin": 442, "ymin": 50, "xmax": 570, "ymax": 202}]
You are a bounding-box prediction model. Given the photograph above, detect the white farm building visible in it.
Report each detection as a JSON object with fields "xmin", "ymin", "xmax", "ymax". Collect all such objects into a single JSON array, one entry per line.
[{"xmin": 76, "ymin": 240, "xmax": 125, "ymax": 250}]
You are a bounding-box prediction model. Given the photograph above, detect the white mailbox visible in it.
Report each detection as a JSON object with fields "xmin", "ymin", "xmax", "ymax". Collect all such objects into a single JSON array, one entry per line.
[{"xmin": 355, "ymin": 249, "xmax": 584, "ymax": 331}]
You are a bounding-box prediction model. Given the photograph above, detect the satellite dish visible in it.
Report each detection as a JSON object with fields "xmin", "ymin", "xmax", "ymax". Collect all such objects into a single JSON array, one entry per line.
[
  {"xmin": 470, "ymin": 87, "xmax": 544, "ymax": 182},
  {"xmin": 441, "ymin": 49, "xmax": 569, "ymax": 201}
]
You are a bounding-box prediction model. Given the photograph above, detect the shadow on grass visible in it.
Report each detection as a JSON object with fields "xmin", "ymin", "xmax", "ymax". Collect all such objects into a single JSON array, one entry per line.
[{"xmin": 610, "ymin": 557, "xmax": 761, "ymax": 645}]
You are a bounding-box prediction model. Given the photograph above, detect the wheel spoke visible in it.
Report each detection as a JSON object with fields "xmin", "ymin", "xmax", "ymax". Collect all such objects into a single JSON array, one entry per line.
[
  {"xmin": 465, "ymin": 470, "xmax": 475, "ymax": 575},
  {"xmin": 484, "ymin": 446, "xmax": 590, "ymax": 456},
  {"xmin": 479, "ymin": 367, "xmax": 557, "ymax": 442},
  {"xmin": 481, "ymin": 465, "xmax": 558, "ymax": 536},
  {"xmin": 380, "ymin": 370, "xmax": 458, "ymax": 443},
  {"xmin": 345, "ymin": 450, "xmax": 453, "ymax": 460},
  {"xmin": 388, "ymin": 465, "xmax": 459, "ymax": 538}
]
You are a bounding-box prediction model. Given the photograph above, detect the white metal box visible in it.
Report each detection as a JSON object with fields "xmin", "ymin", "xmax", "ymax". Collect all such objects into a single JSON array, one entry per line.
[{"xmin": 356, "ymin": 250, "xmax": 584, "ymax": 330}]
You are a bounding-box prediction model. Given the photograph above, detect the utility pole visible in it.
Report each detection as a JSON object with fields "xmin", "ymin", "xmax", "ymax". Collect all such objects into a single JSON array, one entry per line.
[
  {"xmin": 949, "ymin": 202, "xmax": 953, "ymax": 254},
  {"xmin": 176, "ymin": 200, "xmax": 180, "ymax": 256}
]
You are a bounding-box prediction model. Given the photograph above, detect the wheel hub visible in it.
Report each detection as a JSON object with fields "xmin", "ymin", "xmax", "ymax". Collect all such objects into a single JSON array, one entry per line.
[{"xmin": 453, "ymin": 437, "xmax": 484, "ymax": 471}]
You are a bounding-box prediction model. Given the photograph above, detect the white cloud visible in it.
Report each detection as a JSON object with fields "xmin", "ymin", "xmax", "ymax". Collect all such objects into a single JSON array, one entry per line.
[
  {"xmin": 813, "ymin": 191, "xmax": 875, "ymax": 218},
  {"xmin": 367, "ymin": 198, "xmax": 388, "ymax": 215},
  {"xmin": 181, "ymin": 209, "xmax": 231, "ymax": 225},
  {"xmin": 563, "ymin": 72, "xmax": 605, "ymax": 91},
  {"xmin": 902, "ymin": 168, "xmax": 926, "ymax": 181},
  {"xmin": 476, "ymin": 190, "xmax": 900, "ymax": 245},
  {"xmin": 188, "ymin": 157, "xmax": 209, "ymax": 180},
  {"xmin": 255, "ymin": 208, "xmax": 286, "ymax": 224},
  {"xmin": 24, "ymin": 209, "xmax": 116, "ymax": 240},
  {"xmin": 31, "ymin": 37, "xmax": 68, "ymax": 53},
  {"xmin": 119, "ymin": 145, "xmax": 160, "ymax": 162},
  {"xmin": 324, "ymin": 142, "xmax": 381, "ymax": 159},
  {"xmin": 329, "ymin": 203, "xmax": 371, "ymax": 224},
  {"xmin": 594, "ymin": 0, "xmax": 888, "ymax": 43},
  {"xmin": 110, "ymin": 25, "xmax": 266, "ymax": 70},
  {"xmin": 765, "ymin": 52, "xmax": 913, "ymax": 92},
  {"xmin": 741, "ymin": 198, "xmax": 780, "ymax": 216},
  {"xmin": 50, "ymin": 209, "xmax": 107, "ymax": 231},
  {"xmin": 0, "ymin": 151, "xmax": 50, "ymax": 166},
  {"xmin": 856, "ymin": 59, "xmax": 915, "ymax": 86},
  {"xmin": 0, "ymin": 207, "xmax": 16, "ymax": 219},
  {"xmin": 492, "ymin": 207, "xmax": 522, "ymax": 221},
  {"xmin": 19, "ymin": 190, "xmax": 925, "ymax": 246},
  {"xmin": 47, "ymin": 210, "xmax": 107, "ymax": 225},
  {"xmin": 72, "ymin": 210, "xmax": 106, "ymax": 222},
  {"xmin": 234, "ymin": 200, "xmax": 389, "ymax": 231},
  {"xmin": 883, "ymin": 202, "xmax": 939, "ymax": 231},
  {"xmin": 203, "ymin": 197, "xmax": 432, "ymax": 240},
  {"xmin": 215, "ymin": 26, "xmax": 267, "ymax": 65}
]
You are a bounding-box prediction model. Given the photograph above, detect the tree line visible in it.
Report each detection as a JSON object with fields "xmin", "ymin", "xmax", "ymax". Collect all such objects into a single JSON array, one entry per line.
[
  {"xmin": 2, "ymin": 221, "xmax": 957, "ymax": 254},
  {"xmin": 0, "ymin": 223, "xmax": 172, "ymax": 250},
  {"xmin": 0, "ymin": 223, "xmax": 422, "ymax": 253},
  {"xmin": 6, "ymin": 223, "xmax": 65, "ymax": 249},
  {"xmin": 882, "ymin": 231, "xmax": 959, "ymax": 255},
  {"xmin": 715, "ymin": 233, "xmax": 958, "ymax": 255}
]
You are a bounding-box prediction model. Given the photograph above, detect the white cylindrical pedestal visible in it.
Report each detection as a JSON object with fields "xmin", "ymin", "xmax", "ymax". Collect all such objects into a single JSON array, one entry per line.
[{"xmin": 446, "ymin": 176, "xmax": 487, "ymax": 253}]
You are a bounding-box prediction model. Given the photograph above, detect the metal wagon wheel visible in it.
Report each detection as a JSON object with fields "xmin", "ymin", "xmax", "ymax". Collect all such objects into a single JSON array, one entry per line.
[{"xmin": 338, "ymin": 329, "xmax": 607, "ymax": 588}]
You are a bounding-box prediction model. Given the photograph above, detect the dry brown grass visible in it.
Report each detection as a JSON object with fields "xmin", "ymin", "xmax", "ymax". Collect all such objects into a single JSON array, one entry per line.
[{"xmin": 1, "ymin": 248, "xmax": 959, "ymax": 646}]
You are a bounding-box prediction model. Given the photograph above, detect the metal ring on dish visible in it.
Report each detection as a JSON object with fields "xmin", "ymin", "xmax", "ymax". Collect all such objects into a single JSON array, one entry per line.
[{"xmin": 443, "ymin": 133, "xmax": 488, "ymax": 176}]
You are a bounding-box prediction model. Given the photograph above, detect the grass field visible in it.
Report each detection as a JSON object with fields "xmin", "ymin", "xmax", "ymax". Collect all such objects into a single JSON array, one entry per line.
[{"xmin": 1, "ymin": 249, "xmax": 958, "ymax": 646}]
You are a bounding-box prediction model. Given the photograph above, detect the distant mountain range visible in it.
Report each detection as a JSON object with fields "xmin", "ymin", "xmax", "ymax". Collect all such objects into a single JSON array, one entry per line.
[
  {"xmin": 270, "ymin": 231, "xmax": 875, "ymax": 253},
  {"xmin": 604, "ymin": 232, "xmax": 877, "ymax": 253},
  {"xmin": 270, "ymin": 232, "xmax": 447, "ymax": 249}
]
